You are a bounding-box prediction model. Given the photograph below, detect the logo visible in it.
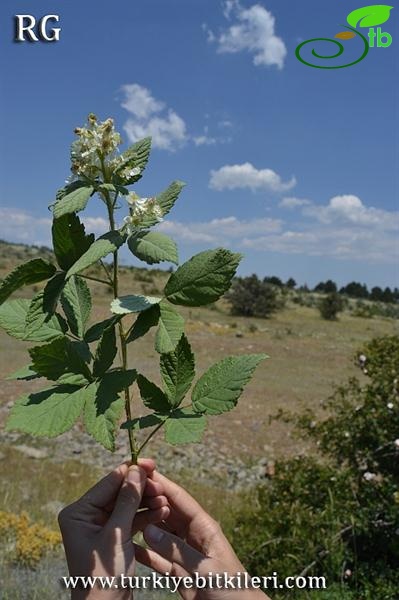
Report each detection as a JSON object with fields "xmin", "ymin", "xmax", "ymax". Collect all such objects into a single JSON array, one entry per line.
[{"xmin": 296, "ymin": 4, "xmax": 393, "ymax": 69}]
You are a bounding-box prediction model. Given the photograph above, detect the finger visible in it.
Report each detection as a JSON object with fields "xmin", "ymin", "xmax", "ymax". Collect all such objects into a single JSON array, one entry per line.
[
  {"xmin": 106, "ymin": 465, "xmax": 146, "ymax": 539},
  {"xmin": 142, "ymin": 495, "xmax": 168, "ymax": 510},
  {"xmin": 132, "ymin": 505, "xmax": 170, "ymax": 534},
  {"xmin": 79, "ymin": 464, "xmax": 128, "ymax": 509},
  {"xmin": 137, "ymin": 458, "xmax": 156, "ymax": 474},
  {"xmin": 152, "ymin": 472, "xmax": 207, "ymax": 523},
  {"xmin": 144, "ymin": 524, "xmax": 212, "ymax": 574},
  {"xmin": 143, "ymin": 479, "xmax": 164, "ymax": 497}
]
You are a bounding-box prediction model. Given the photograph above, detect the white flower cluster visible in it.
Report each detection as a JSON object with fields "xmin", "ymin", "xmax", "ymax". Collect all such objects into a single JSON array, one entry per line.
[
  {"xmin": 123, "ymin": 192, "xmax": 163, "ymax": 233},
  {"xmin": 70, "ymin": 114, "xmax": 123, "ymax": 179}
]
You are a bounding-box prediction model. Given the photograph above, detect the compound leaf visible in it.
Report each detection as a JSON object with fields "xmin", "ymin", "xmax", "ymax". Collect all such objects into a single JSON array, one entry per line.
[
  {"xmin": 192, "ymin": 354, "xmax": 267, "ymax": 415},
  {"xmin": 29, "ymin": 337, "xmax": 92, "ymax": 381},
  {"xmin": 0, "ymin": 299, "xmax": 66, "ymax": 342}
]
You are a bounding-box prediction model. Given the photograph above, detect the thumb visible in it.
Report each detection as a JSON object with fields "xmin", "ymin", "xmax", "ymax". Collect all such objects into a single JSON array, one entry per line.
[{"xmin": 107, "ymin": 465, "xmax": 146, "ymax": 540}]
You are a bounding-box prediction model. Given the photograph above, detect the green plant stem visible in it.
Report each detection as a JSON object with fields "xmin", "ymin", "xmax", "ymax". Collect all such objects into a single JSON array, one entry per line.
[
  {"xmin": 137, "ymin": 419, "xmax": 167, "ymax": 456},
  {"xmin": 104, "ymin": 188, "xmax": 138, "ymax": 464},
  {"xmin": 78, "ymin": 274, "xmax": 112, "ymax": 287}
]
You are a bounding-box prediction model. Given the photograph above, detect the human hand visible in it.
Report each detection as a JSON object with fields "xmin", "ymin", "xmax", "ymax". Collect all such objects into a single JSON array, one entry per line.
[
  {"xmin": 58, "ymin": 459, "xmax": 169, "ymax": 600},
  {"xmin": 135, "ymin": 471, "xmax": 270, "ymax": 599}
]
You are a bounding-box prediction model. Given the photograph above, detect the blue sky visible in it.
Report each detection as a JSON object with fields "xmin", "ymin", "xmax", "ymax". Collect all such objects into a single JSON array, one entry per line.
[{"xmin": 0, "ymin": 0, "xmax": 397, "ymax": 288}]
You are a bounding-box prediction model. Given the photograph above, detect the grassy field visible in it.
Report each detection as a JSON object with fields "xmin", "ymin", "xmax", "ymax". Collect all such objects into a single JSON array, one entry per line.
[{"xmin": 0, "ymin": 241, "xmax": 397, "ymax": 595}]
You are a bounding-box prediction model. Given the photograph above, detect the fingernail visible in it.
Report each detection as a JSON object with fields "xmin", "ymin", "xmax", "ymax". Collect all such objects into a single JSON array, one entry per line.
[
  {"xmin": 126, "ymin": 466, "xmax": 141, "ymax": 483},
  {"xmin": 146, "ymin": 524, "xmax": 164, "ymax": 543}
]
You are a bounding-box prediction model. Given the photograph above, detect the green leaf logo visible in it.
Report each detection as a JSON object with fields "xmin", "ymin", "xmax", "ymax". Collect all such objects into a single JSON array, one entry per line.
[{"xmin": 347, "ymin": 5, "xmax": 393, "ymax": 28}]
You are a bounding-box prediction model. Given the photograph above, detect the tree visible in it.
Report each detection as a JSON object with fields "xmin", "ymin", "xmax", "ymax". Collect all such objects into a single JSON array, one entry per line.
[
  {"xmin": 286, "ymin": 277, "xmax": 297, "ymax": 289},
  {"xmin": 314, "ymin": 280, "xmax": 337, "ymax": 294},
  {"xmin": 227, "ymin": 274, "xmax": 280, "ymax": 318},
  {"xmin": 340, "ymin": 281, "xmax": 369, "ymax": 299},
  {"xmin": 264, "ymin": 275, "xmax": 284, "ymax": 288},
  {"xmin": 319, "ymin": 292, "xmax": 344, "ymax": 320},
  {"xmin": 370, "ymin": 286, "xmax": 384, "ymax": 301}
]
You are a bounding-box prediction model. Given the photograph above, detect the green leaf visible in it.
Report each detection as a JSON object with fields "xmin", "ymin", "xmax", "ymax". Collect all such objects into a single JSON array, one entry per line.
[
  {"xmin": 347, "ymin": 5, "xmax": 393, "ymax": 28},
  {"xmin": 6, "ymin": 365, "xmax": 40, "ymax": 381},
  {"xmin": 121, "ymin": 413, "xmax": 166, "ymax": 431},
  {"xmin": 83, "ymin": 370, "xmax": 137, "ymax": 451},
  {"xmin": 52, "ymin": 213, "xmax": 95, "ymax": 271},
  {"xmin": 66, "ymin": 231, "xmax": 125, "ymax": 278},
  {"xmin": 6, "ymin": 385, "xmax": 87, "ymax": 437},
  {"xmin": 93, "ymin": 325, "xmax": 117, "ymax": 378},
  {"xmin": 126, "ymin": 304, "xmax": 160, "ymax": 344},
  {"xmin": 136, "ymin": 374, "xmax": 171, "ymax": 413},
  {"xmin": 128, "ymin": 231, "xmax": 178, "ymax": 265},
  {"xmin": 61, "ymin": 276, "xmax": 92, "ymax": 337},
  {"xmin": 52, "ymin": 186, "xmax": 94, "ymax": 218},
  {"xmin": 160, "ymin": 335, "xmax": 195, "ymax": 407},
  {"xmin": 0, "ymin": 259, "xmax": 56, "ymax": 305},
  {"xmin": 0, "ymin": 299, "xmax": 66, "ymax": 342},
  {"xmin": 42, "ymin": 273, "xmax": 67, "ymax": 314},
  {"xmin": 140, "ymin": 181, "xmax": 185, "ymax": 228},
  {"xmin": 155, "ymin": 302, "xmax": 184, "ymax": 354},
  {"xmin": 85, "ymin": 316, "xmax": 120, "ymax": 343},
  {"xmin": 165, "ymin": 408, "xmax": 206, "ymax": 445},
  {"xmin": 111, "ymin": 295, "xmax": 161, "ymax": 315},
  {"xmin": 29, "ymin": 337, "xmax": 92, "ymax": 381},
  {"xmin": 114, "ymin": 137, "xmax": 152, "ymax": 186},
  {"xmin": 24, "ymin": 290, "xmax": 68, "ymax": 340},
  {"xmin": 192, "ymin": 354, "xmax": 267, "ymax": 415},
  {"xmin": 165, "ymin": 248, "xmax": 241, "ymax": 307}
]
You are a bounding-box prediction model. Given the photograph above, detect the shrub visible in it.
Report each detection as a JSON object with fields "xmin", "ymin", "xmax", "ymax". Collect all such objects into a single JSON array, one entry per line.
[
  {"xmin": 227, "ymin": 274, "xmax": 282, "ymax": 318},
  {"xmin": 319, "ymin": 292, "xmax": 344, "ymax": 320},
  {"xmin": 232, "ymin": 336, "xmax": 399, "ymax": 598}
]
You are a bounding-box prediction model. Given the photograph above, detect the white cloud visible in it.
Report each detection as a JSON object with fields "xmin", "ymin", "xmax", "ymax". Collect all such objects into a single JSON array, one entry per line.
[
  {"xmin": 209, "ymin": 162, "xmax": 296, "ymax": 193},
  {"xmin": 207, "ymin": 1, "xmax": 287, "ymax": 69},
  {"xmin": 279, "ymin": 197, "xmax": 311, "ymax": 209},
  {"xmin": 304, "ymin": 194, "xmax": 399, "ymax": 230},
  {"xmin": 193, "ymin": 135, "xmax": 217, "ymax": 147},
  {"xmin": 121, "ymin": 84, "xmax": 188, "ymax": 151},
  {"xmin": 158, "ymin": 216, "xmax": 282, "ymax": 245}
]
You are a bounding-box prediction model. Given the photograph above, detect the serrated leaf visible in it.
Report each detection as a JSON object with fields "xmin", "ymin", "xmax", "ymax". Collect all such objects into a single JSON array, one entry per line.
[
  {"xmin": 165, "ymin": 248, "xmax": 241, "ymax": 307},
  {"xmin": 0, "ymin": 299, "xmax": 66, "ymax": 342},
  {"xmin": 52, "ymin": 186, "xmax": 94, "ymax": 218},
  {"xmin": 140, "ymin": 181, "xmax": 185, "ymax": 228},
  {"xmin": 128, "ymin": 231, "xmax": 178, "ymax": 266},
  {"xmin": 121, "ymin": 413, "xmax": 166, "ymax": 431},
  {"xmin": 52, "ymin": 213, "xmax": 95, "ymax": 271},
  {"xmin": 6, "ymin": 385, "xmax": 87, "ymax": 437},
  {"xmin": 61, "ymin": 276, "xmax": 92, "ymax": 337},
  {"xmin": 126, "ymin": 304, "xmax": 160, "ymax": 344},
  {"xmin": 114, "ymin": 137, "xmax": 152, "ymax": 186},
  {"xmin": 83, "ymin": 370, "xmax": 137, "ymax": 451},
  {"xmin": 0, "ymin": 259, "xmax": 56, "ymax": 305},
  {"xmin": 93, "ymin": 325, "xmax": 117, "ymax": 378},
  {"xmin": 85, "ymin": 316, "xmax": 120, "ymax": 343},
  {"xmin": 192, "ymin": 354, "xmax": 267, "ymax": 415},
  {"xmin": 6, "ymin": 365, "xmax": 40, "ymax": 381},
  {"xmin": 24, "ymin": 290, "xmax": 68, "ymax": 339},
  {"xmin": 29, "ymin": 337, "xmax": 92, "ymax": 381},
  {"xmin": 42, "ymin": 273, "xmax": 67, "ymax": 314},
  {"xmin": 111, "ymin": 295, "xmax": 162, "ymax": 315},
  {"xmin": 347, "ymin": 5, "xmax": 393, "ymax": 28},
  {"xmin": 66, "ymin": 231, "xmax": 125, "ymax": 278},
  {"xmin": 155, "ymin": 302, "xmax": 184, "ymax": 354},
  {"xmin": 136, "ymin": 374, "xmax": 171, "ymax": 413},
  {"xmin": 160, "ymin": 335, "xmax": 195, "ymax": 407},
  {"xmin": 164, "ymin": 408, "xmax": 206, "ymax": 445}
]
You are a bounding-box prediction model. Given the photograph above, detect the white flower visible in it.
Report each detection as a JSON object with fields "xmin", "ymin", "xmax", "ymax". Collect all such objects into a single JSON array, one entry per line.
[
  {"xmin": 123, "ymin": 193, "xmax": 163, "ymax": 232},
  {"xmin": 120, "ymin": 166, "xmax": 141, "ymax": 181},
  {"xmin": 394, "ymin": 439, "xmax": 399, "ymax": 449},
  {"xmin": 363, "ymin": 472, "xmax": 376, "ymax": 482},
  {"xmin": 387, "ymin": 403, "xmax": 394, "ymax": 410}
]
